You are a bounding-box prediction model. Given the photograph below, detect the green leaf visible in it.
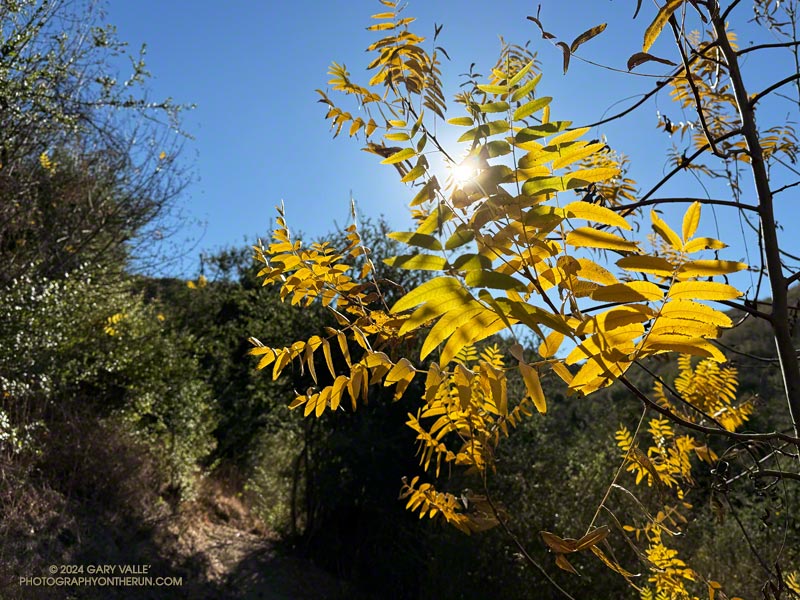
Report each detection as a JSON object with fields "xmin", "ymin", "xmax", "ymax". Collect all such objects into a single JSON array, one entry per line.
[
  {"xmin": 485, "ymin": 140, "xmax": 512, "ymax": 158},
  {"xmin": 457, "ymin": 120, "xmax": 510, "ymax": 143},
  {"xmin": 477, "ymin": 83, "xmax": 509, "ymax": 95},
  {"xmin": 444, "ymin": 227, "xmax": 475, "ymax": 250},
  {"xmin": 514, "ymin": 121, "xmax": 571, "ymax": 144},
  {"xmin": 522, "ymin": 176, "xmax": 568, "ymax": 196},
  {"xmin": 510, "ymin": 73, "xmax": 543, "ymax": 102},
  {"xmin": 513, "ymin": 96, "xmax": 552, "ymax": 121},
  {"xmin": 391, "ymin": 276, "xmax": 465, "ymax": 313},
  {"xmin": 447, "ymin": 116, "xmax": 474, "ymax": 126},
  {"xmin": 452, "ymin": 253, "xmax": 492, "ymax": 271},
  {"xmin": 465, "ymin": 270, "xmax": 527, "ymax": 290},
  {"xmin": 479, "ymin": 101, "xmax": 510, "ymax": 113},
  {"xmin": 387, "ymin": 231, "xmax": 443, "ymax": 251},
  {"xmin": 384, "ymin": 254, "xmax": 448, "ymax": 270},
  {"xmin": 381, "ymin": 147, "xmax": 415, "ymax": 164}
]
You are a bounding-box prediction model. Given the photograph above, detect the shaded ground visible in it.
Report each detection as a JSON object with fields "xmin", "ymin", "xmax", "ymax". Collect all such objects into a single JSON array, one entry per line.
[{"xmin": 1, "ymin": 481, "xmax": 360, "ymax": 600}]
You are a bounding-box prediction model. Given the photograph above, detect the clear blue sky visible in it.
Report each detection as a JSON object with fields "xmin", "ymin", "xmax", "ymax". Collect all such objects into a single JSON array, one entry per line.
[{"xmin": 107, "ymin": 1, "xmax": 793, "ymax": 294}]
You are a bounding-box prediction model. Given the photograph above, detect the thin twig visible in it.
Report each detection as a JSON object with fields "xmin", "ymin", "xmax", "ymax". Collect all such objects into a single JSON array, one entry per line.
[{"xmin": 481, "ymin": 477, "xmax": 578, "ymax": 600}]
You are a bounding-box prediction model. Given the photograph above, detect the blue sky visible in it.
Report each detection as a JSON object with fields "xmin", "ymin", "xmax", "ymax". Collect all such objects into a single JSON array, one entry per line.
[{"xmin": 107, "ymin": 1, "xmax": 794, "ymax": 293}]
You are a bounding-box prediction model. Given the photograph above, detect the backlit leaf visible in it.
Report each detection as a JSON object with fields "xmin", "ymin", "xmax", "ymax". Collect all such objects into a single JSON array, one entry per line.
[
  {"xmin": 570, "ymin": 23, "xmax": 607, "ymax": 53},
  {"xmin": 591, "ymin": 281, "xmax": 664, "ymax": 302},
  {"xmin": 384, "ymin": 254, "xmax": 448, "ymax": 270},
  {"xmin": 567, "ymin": 227, "xmax": 638, "ymax": 252},
  {"xmin": 519, "ymin": 362, "xmax": 546, "ymax": 413},
  {"xmin": 381, "ymin": 147, "xmax": 415, "ymax": 164},
  {"xmin": 677, "ymin": 260, "xmax": 747, "ymax": 278},
  {"xmin": 627, "ymin": 51, "xmax": 677, "ymax": 70},
  {"xmin": 563, "ymin": 200, "xmax": 632, "ymax": 230},
  {"xmin": 668, "ymin": 281, "xmax": 741, "ymax": 301},
  {"xmin": 392, "ymin": 276, "xmax": 465, "ymax": 312},
  {"xmin": 651, "ymin": 209, "xmax": 683, "ymax": 250},
  {"xmin": 683, "ymin": 237, "xmax": 727, "ymax": 253},
  {"xmin": 682, "ymin": 201, "xmax": 701, "ymax": 241},
  {"xmin": 616, "ymin": 255, "xmax": 675, "ymax": 277},
  {"xmin": 643, "ymin": 0, "xmax": 685, "ymax": 53},
  {"xmin": 513, "ymin": 97, "xmax": 552, "ymax": 121},
  {"xmin": 387, "ymin": 231, "xmax": 443, "ymax": 250}
]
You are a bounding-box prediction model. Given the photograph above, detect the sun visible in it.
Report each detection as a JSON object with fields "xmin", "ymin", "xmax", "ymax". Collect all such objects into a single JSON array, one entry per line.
[{"xmin": 449, "ymin": 157, "xmax": 480, "ymax": 186}]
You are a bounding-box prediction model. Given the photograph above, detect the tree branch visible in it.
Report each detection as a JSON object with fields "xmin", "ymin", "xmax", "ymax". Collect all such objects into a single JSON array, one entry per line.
[
  {"xmin": 738, "ymin": 40, "xmax": 800, "ymax": 56},
  {"xmin": 617, "ymin": 374, "xmax": 800, "ymax": 445},
  {"xmin": 749, "ymin": 73, "xmax": 800, "ymax": 107},
  {"xmin": 610, "ymin": 196, "xmax": 758, "ymax": 214}
]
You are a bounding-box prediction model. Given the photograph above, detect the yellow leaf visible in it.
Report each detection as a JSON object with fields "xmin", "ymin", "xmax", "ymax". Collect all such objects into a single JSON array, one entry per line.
[
  {"xmin": 660, "ymin": 300, "xmax": 732, "ymax": 327},
  {"xmin": 576, "ymin": 258, "xmax": 619, "ymax": 285},
  {"xmin": 566, "ymin": 227, "xmax": 638, "ymax": 252},
  {"xmin": 538, "ymin": 331, "xmax": 564, "ymax": 358},
  {"xmin": 591, "ymin": 281, "xmax": 664, "ymax": 302},
  {"xmin": 683, "ymin": 237, "xmax": 727, "ymax": 253},
  {"xmin": 392, "ymin": 277, "xmax": 465, "ymax": 313},
  {"xmin": 682, "ymin": 201, "xmax": 701, "ymax": 241},
  {"xmin": 668, "ymin": 281, "xmax": 742, "ymax": 301},
  {"xmin": 381, "ymin": 147, "xmax": 415, "ymax": 164},
  {"xmin": 677, "ymin": 259, "xmax": 747, "ymax": 278},
  {"xmin": 643, "ymin": 0, "xmax": 685, "ymax": 53},
  {"xmin": 563, "ymin": 200, "xmax": 632, "ymax": 230},
  {"xmin": 322, "ymin": 338, "xmax": 336, "ymax": 377},
  {"xmin": 519, "ymin": 362, "xmax": 546, "ymax": 413},
  {"xmin": 642, "ymin": 338, "xmax": 727, "ymax": 362},
  {"xmin": 420, "ymin": 302, "xmax": 486, "ymax": 360},
  {"xmin": 384, "ymin": 358, "xmax": 417, "ymax": 400},
  {"xmin": 330, "ymin": 375, "xmax": 348, "ymax": 411},
  {"xmin": 616, "ymin": 255, "xmax": 675, "ymax": 277},
  {"xmin": 577, "ymin": 305, "xmax": 654, "ymax": 335},
  {"xmin": 649, "ymin": 317, "xmax": 720, "ymax": 338},
  {"xmin": 551, "ymin": 362, "xmax": 574, "ymax": 385},
  {"xmin": 651, "ymin": 209, "xmax": 683, "ymax": 250},
  {"xmin": 440, "ymin": 313, "xmax": 506, "ymax": 366}
]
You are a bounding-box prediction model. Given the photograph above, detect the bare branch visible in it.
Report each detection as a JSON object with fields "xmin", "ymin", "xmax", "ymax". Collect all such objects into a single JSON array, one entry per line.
[
  {"xmin": 611, "ymin": 196, "xmax": 758, "ymax": 214},
  {"xmin": 750, "ymin": 73, "xmax": 800, "ymax": 107}
]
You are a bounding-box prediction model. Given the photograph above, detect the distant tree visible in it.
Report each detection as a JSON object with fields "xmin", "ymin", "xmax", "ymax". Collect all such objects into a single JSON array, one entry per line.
[
  {"xmin": 251, "ymin": 1, "xmax": 800, "ymax": 598},
  {"xmin": 0, "ymin": 0, "xmax": 189, "ymax": 283}
]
